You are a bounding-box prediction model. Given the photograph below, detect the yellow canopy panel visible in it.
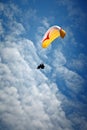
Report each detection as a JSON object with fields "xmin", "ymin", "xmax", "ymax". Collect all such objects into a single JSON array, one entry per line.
[{"xmin": 42, "ymin": 26, "xmax": 66, "ymax": 48}]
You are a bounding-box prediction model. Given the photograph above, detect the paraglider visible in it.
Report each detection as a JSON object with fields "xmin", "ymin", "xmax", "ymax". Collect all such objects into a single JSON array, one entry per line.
[
  {"xmin": 42, "ymin": 25, "xmax": 66, "ymax": 48},
  {"xmin": 37, "ymin": 25, "xmax": 66, "ymax": 69},
  {"xmin": 37, "ymin": 64, "xmax": 45, "ymax": 69}
]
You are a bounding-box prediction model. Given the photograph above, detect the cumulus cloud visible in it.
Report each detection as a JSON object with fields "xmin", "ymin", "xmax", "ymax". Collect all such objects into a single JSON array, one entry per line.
[
  {"xmin": 0, "ymin": 37, "xmax": 73, "ymax": 130},
  {"xmin": 0, "ymin": 2, "xmax": 74, "ymax": 130}
]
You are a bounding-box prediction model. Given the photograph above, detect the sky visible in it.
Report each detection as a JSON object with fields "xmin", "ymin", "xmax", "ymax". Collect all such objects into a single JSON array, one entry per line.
[{"xmin": 0, "ymin": 0, "xmax": 87, "ymax": 130}]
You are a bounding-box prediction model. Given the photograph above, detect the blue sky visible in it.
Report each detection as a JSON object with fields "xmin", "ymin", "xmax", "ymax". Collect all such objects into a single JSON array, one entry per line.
[{"xmin": 0, "ymin": 0, "xmax": 87, "ymax": 130}]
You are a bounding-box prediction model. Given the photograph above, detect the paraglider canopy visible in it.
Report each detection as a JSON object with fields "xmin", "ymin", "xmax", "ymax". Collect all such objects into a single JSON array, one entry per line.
[{"xmin": 42, "ymin": 25, "xmax": 66, "ymax": 48}]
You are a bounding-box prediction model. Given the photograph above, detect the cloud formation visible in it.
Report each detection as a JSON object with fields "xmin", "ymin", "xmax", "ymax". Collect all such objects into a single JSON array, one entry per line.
[
  {"xmin": 0, "ymin": 2, "xmax": 74, "ymax": 130},
  {"xmin": 0, "ymin": 29, "xmax": 73, "ymax": 130},
  {"xmin": 0, "ymin": 1, "xmax": 87, "ymax": 130}
]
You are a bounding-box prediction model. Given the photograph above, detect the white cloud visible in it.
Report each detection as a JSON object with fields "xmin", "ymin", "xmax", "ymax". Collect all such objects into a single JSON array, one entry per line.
[
  {"xmin": 52, "ymin": 50, "xmax": 85, "ymax": 93},
  {"xmin": 52, "ymin": 51, "xmax": 66, "ymax": 67},
  {"xmin": 0, "ymin": 2, "xmax": 4, "ymax": 12},
  {"xmin": 0, "ymin": 20, "xmax": 4, "ymax": 35},
  {"xmin": 0, "ymin": 20, "xmax": 73, "ymax": 130},
  {"xmin": 42, "ymin": 17, "xmax": 50, "ymax": 28},
  {"xmin": 69, "ymin": 53, "xmax": 87, "ymax": 71},
  {"xmin": 9, "ymin": 21, "xmax": 25, "ymax": 35},
  {"xmin": 0, "ymin": 2, "xmax": 20, "ymax": 21}
]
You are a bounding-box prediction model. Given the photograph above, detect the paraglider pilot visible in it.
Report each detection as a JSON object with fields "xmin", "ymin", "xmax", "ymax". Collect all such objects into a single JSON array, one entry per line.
[{"xmin": 37, "ymin": 64, "xmax": 45, "ymax": 69}]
